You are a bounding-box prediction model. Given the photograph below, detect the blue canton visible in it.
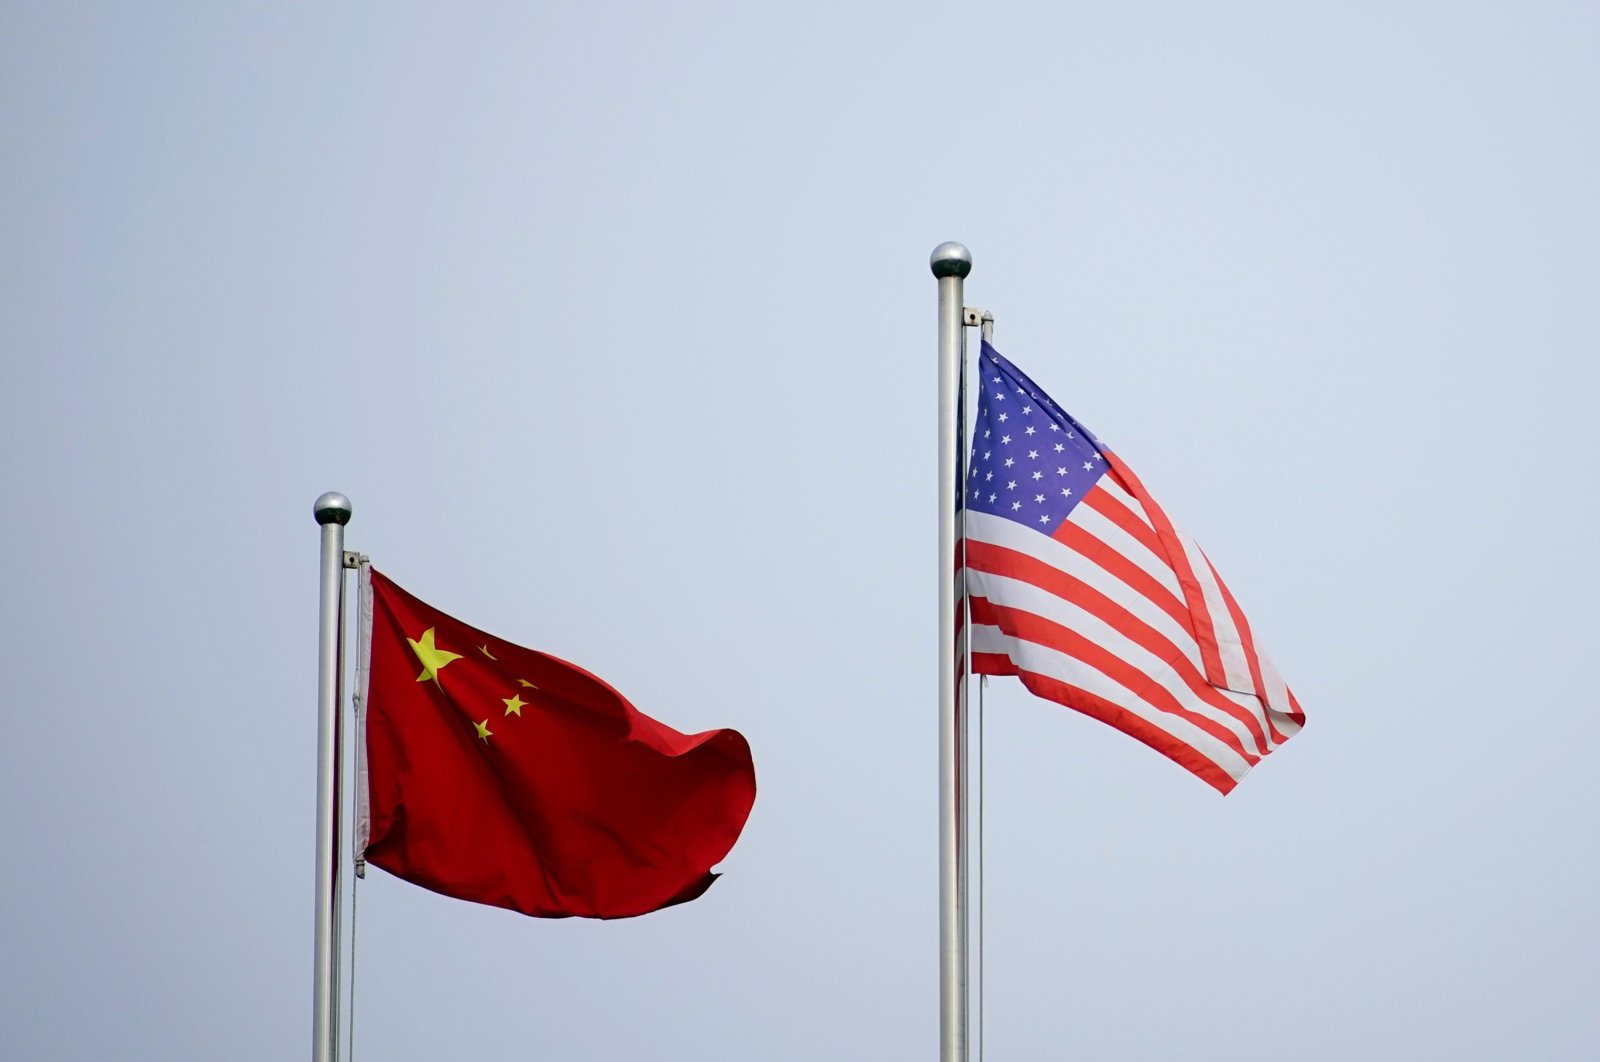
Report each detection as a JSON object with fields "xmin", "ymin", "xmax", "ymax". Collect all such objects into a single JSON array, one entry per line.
[{"xmin": 963, "ymin": 341, "xmax": 1108, "ymax": 534}]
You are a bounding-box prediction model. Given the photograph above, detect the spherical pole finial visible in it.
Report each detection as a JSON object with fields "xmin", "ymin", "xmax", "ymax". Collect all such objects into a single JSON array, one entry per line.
[
  {"xmin": 929, "ymin": 241, "xmax": 972, "ymax": 279},
  {"xmin": 313, "ymin": 491, "xmax": 353, "ymax": 526}
]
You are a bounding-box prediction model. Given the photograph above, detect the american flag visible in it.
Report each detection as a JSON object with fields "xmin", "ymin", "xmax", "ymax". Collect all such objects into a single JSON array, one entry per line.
[{"xmin": 961, "ymin": 341, "xmax": 1304, "ymax": 793}]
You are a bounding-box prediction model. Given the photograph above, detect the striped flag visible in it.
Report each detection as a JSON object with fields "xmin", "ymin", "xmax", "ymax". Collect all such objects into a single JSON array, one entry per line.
[{"xmin": 962, "ymin": 341, "xmax": 1304, "ymax": 793}]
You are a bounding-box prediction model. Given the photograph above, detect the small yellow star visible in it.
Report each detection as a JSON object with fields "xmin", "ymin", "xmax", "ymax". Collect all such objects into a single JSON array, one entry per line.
[
  {"xmin": 502, "ymin": 695, "xmax": 526, "ymax": 717},
  {"xmin": 478, "ymin": 644, "xmax": 497, "ymax": 660},
  {"xmin": 408, "ymin": 628, "xmax": 462, "ymax": 685},
  {"xmin": 517, "ymin": 678, "xmax": 539, "ymax": 689},
  {"xmin": 474, "ymin": 719, "xmax": 492, "ymax": 742}
]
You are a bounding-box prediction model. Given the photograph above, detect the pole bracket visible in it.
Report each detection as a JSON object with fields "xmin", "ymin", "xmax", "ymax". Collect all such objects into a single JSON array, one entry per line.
[
  {"xmin": 342, "ymin": 551, "xmax": 362, "ymax": 569},
  {"xmin": 963, "ymin": 307, "xmax": 995, "ymax": 342}
]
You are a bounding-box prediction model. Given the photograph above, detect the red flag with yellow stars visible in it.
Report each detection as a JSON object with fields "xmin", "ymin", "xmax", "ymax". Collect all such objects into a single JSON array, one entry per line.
[{"xmin": 355, "ymin": 567, "xmax": 756, "ymax": 919}]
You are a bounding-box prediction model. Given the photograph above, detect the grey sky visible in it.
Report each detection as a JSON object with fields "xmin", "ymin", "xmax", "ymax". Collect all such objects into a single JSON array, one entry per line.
[{"xmin": 2, "ymin": 2, "xmax": 1596, "ymax": 1059}]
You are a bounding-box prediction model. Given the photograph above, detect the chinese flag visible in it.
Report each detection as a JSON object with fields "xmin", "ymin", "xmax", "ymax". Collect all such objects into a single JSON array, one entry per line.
[{"xmin": 358, "ymin": 569, "xmax": 756, "ymax": 919}]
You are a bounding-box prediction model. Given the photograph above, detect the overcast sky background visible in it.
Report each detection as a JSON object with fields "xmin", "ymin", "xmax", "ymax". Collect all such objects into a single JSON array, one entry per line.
[{"xmin": 3, "ymin": 3, "xmax": 1597, "ymax": 1059}]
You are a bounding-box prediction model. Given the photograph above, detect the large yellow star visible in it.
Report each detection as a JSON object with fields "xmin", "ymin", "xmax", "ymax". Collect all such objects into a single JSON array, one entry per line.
[
  {"xmin": 474, "ymin": 719, "xmax": 492, "ymax": 742},
  {"xmin": 502, "ymin": 694, "xmax": 526, "ymax": 717},
  {"xmin": 408, "ymin": 627, "xmax": 462, "ymax": 685}
]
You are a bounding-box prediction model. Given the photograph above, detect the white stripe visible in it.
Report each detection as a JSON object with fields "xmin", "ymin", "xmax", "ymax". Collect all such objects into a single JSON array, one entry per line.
[
  {"xmin": 970, "ymin": 622, "xmax": 1253, "ymax": 782},
  {"xmin": 964, "ymin": 523, "xmax": 1203, "ymax": 683},
  {"xmin": 1099, "ymin": 479, "xmax": 1273, "ymax": 716},
  {"xmin": 969, "ymin": 570, "xmax": 1270, "ymax": 757},
  {"xmin": 1217, "ymin": 687, "xmax": 1280, "ymax": 753},
  {"xmin": 1179, "ymin": 533, "xmax": 1254, "ymax": 695},
  {"xmin": 1068, "ymin": 498, "xmax": 1185, "ymax": 600},
  {"xmin": 1257, "ymin": 652, "xmax": 1302, "ymax": 741},
  {"xmin": 966, "ymin": 509, "xmax": 1186, "ymax": 631},
  {"xmin": 966, "ymin": 551, "xmax": 1202, "ymax": 675},
  {"xmin": 966, "ymin": 507, "xmax": 1285, "ymax": 754},
  {"xmin": 1100, "ymin": 472, "xmax": 1262, "ymax": 700},
  {"xmin": 1260, "ymin": 651, "xmax": 1291, "ymax": 718},
  {"xmin": 1094, "ymin": 475, "xmax": 1146, "ymax": 520}
]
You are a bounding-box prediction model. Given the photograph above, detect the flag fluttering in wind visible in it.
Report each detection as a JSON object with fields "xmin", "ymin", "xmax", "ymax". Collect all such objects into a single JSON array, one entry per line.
[
  {"xmin": 963, "ymin": 341, "xmax": 1304, "ymax": 793},
  {"xmin": 356, "ymin": 568, "xmax": 757, "ymax": 918}
]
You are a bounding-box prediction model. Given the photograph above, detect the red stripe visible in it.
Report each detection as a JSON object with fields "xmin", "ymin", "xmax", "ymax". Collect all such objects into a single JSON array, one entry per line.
[
  {"xmin": 964, "ymin": 540, "xmax": 1271, "ymax": 751},
  {"xmin": 1040, "ymin": 521, "xmax": 1192, "ymax": 630},
  {"xmin": 970, "ymin": 595, "xmax": 1261, "ymax": 766},
  {"xmin": 967, "ymin": 536, "xmax": 1185, "ymax": 650},
  {"xmin": 1083, "ymin": 485, "xmax": 1164, "ymax": 560},
  {"xmin": 972, "ymin": 649, "xmax": 1019, "ymax": 678},
  {"xmin": 1102, "ymin": 452, "xmax": 1229, "ymax": 689},
  {"xmin": 972, "ymin": 650, "xmax": 1238, "ymax": 794},
  {"xmin": 1201, "ymin": 552, "xmax": 1288, "ymax": 745}
]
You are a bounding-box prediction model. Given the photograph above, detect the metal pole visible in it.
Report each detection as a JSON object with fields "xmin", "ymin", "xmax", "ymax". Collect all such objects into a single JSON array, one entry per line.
[
  {"xmin": 931, "ymin": 241, "xmax": 972, "ymax": 1062},
  {"xmin": 974, "ymin": 308, "xmax": 990, "ymax": 1062},
  {"xmin": 312, "ymin": 491, "xmax": 352, "ymax": 1062}
]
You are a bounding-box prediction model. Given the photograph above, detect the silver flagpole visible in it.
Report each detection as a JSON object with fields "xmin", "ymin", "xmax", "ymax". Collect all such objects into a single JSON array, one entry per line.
[
  {"xmin": 312, "ymin": 491, "xmax": 352, "ymax": 1062},
  {"xmin": 932, "ymin": 241, "xmax": 972, "ymax": 1062}
]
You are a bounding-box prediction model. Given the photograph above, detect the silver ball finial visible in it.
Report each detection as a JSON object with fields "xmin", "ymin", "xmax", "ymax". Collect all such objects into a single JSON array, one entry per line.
[
  {"xmin": 929, "ymin": 241, "xmax": 972, "ymax": 278},
  {"xmin": 313, "ymin": 491, "xmax": 353, "ymax": 526}
]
